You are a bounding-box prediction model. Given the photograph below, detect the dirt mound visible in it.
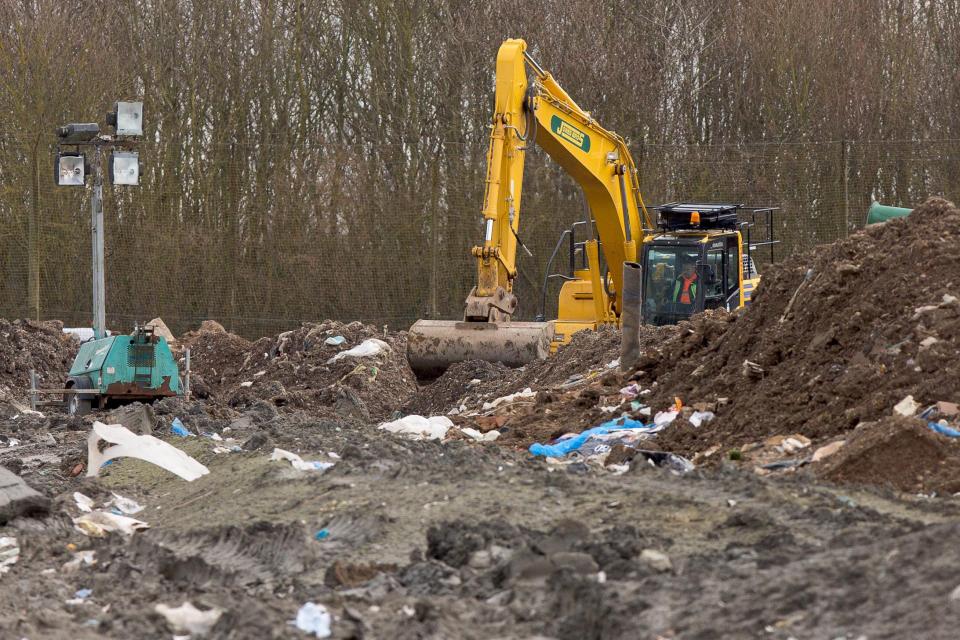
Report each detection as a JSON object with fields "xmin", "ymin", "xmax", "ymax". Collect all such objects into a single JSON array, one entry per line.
[
  {"xmin": 514, "ymin": 325, "xmax": 622, "ymax": 390},
  {"xmin": 816, "ymin": 416, "xmax": 960, "ymax": 494},
  {"xmin": 403, "ymin": 360, "xmax": 514, "ymax": 415},
  {"xmin": 644, "ymin": 197, "xmax": 960, "ymax": 455},
  {"xmin": 180, "ymin": 323, "xmax": 253, "ymax": 389},
  {"xmin": 0, "ymin": 319, "xmax": 76, "ymax": 397},
  {"xmin": 185, "ymin": 321, "xmax": 416, "ymax": 421}
]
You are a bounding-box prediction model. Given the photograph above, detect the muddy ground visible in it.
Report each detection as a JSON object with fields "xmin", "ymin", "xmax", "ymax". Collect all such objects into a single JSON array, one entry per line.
[{"xmin": 2, "ymin": 201, "xmax": 960, "ymax": 638}]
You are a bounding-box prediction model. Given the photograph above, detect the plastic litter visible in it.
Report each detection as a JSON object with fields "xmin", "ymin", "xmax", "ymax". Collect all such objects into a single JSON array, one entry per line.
[
  {"xmin": 326, "ymin": 338, "xmax": 389, "ymax": 363},
  {"xmin": 108, "ymin": 493, "xmax": 144, "ymax": 515},
  {"xmin": 170, "ymin": 417, "xmax": 190, "ymax": 437},
  {"xmin": 74, "ymin": 511, "xmax": 149, "ymax": 537},
  {"xmin": 62, "ymin": 550, "xmax": 96, "ymax": 572},
  {"xmin": 689, "ymin": 411, "xmax": 715, "ymax": 427},
  {"xmin": 74, "ymin": 588, "xmax": 92, "ymax": 599},
  {"xmin": 636, "ymin": 450, "xmax": 696, "ymax": 474},
  {"xmin": 928, "ymin": 421, "xmax": 960, "ymax": 438},
  {"xmin": 378, "ymin": 415, "xmax": 452, "ymax": 440},
  {"xmin": 529, "ymin": 418, "xmax": 656, "ymax": 458},
  {"xmin": 459, "ymin": 427, "xmax": 501, "ymax": 442},
  {"xmin": 74, "ymin": 492, "xmax": 95, "ymax": 513},
  {"xmin": 155, "ymin": 601, "xmax": 224, "ymax": 636},
  {"xmin": 270, "ymin": 448, "xmax": 336, "ymax": 472},
  {"xmin": 0, "ymin": 536, "xmax": 19, "ymax": 574},
  {"xmin": 653, "ymin": 409, "xmax": 679, "ymax": 427},
  {"xmin": 324, "ymin": 335, "xmax": 346, "ymax": 346},
  {"xmin": 482, "ymin": 388, "xmax": 536, "ymax": 411},
  {"xmin": 293, "ymin": 602, "xmax": 332, "ymax": 638},
  {"xmin": 314, "ymin": 529, "xmax": 330, "ymax": 540},
  {"xmin": 619, "ymin": 383, "xmax": 640, "ymax": 399},
  {"xmin": 86, "ymin": 422, "xmax": 210, "ymax": 482}
]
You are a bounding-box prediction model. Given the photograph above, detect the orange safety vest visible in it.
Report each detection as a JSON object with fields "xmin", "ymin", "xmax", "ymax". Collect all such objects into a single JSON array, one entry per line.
[{"xmin": 673, "ymin": 273, "xmax": 698, "ymax": 305}]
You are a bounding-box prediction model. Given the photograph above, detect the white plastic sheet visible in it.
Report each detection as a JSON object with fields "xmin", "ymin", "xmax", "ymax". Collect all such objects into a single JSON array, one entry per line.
[
  {"xmin": 87, "ymin": 421, "xmax": 210, "ymax": 482},
  {"xmin": 270, "ymin": 448, "xmax": 335, "ymax": 472},
  {"xmin": 155, "ymin": 602, "xmax": 224, "ymax": 636},
  {"xmin": 326, "ymin": 338, "xmax": 390, "ymax": 363},
  {"xmin": 378, "ymin": 415, "xmax": 452, "ymax": 440}
]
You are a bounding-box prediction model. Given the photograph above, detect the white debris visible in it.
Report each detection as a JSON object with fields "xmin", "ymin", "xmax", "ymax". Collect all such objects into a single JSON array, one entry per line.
[
  {"xmin": 780, "ymin": 437, "xmax": 811, "ymax": 454},
  {"xmin": 459, "ymin": 427, "xmax": 501, "ymax": 442},
  {"xmin": 270, "ymin": 448, "xmax": 335, "ymax": 472},
  {"xmin": 239, "ymin": 381, "xmax": 254, "ymax": 388},
  {"xmin": 893, "ymin": 395, "xmax": 920, "ymax": 417},
  {"xmin": 326, "ymin": 338, "xmax": 389, "ymax": 364},
  {"xmin": 155, "ymin": 601, "xmax": 224, "ymax": 636},
  {"xmin": 640, "ymin": 549, "xmax": 673, "ymax": 573},
  {"xmin": 293, "ymin": 602, "xmax": 332, "ymax": 638},
  {"xmin": 913, "ymin": 304, "xmax": 939, "ymax": 318},
  {"xmin": 689, "ymin": 411, "xmax": 716, "ymax": 427},
  {"xmin": 378, "ymin": 415, "xmax": 453, "ymax": 440},
  {"xmin": 920, "ymin": 336, "xmax": 940, "ymax": 349},
  {"xmin": 62, "ymin": 550, "xmax": 97, "ymax": 572},
  {"xmin": 482, "ymin": 388, "xmax": 535, "ymax": 411},
  {"xmin": 87, "ymin": 422, "xmax": 210, "ymax": 482},
  {"xmin": 0, "ymin": 537, "xmax": 19, "ymax": 574},
  {"xmin": 73, "ymin": 492, "xmax": 95, "ymax": 513},
  {"xmin": 653, "ymin": 410, "xmax": 679, "ymax": 427},
  {"xmin": 108, "ymin": 493, "xmax": 144, "ymax": 515},
  {"xmin": 74, "ymin": 511, "xmax": 149, "ymax": 537}
]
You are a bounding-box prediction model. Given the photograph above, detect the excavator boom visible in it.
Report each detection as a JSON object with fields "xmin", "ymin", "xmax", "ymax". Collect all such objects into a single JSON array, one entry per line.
[{"xmin": 408, "ymin": 38, "xmax": 652, "ymax": 378}]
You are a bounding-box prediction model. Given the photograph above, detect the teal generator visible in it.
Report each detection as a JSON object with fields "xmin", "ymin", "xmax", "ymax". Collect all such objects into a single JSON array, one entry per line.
[{"xmin": 66, "ymin": 324, "xmax": 182, "ymax": 415}]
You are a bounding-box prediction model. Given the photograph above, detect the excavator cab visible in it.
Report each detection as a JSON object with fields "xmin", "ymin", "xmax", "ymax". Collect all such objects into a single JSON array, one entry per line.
[{"xmin": 640, "ymin": 203, "xmax": 777, "ymax": 326}]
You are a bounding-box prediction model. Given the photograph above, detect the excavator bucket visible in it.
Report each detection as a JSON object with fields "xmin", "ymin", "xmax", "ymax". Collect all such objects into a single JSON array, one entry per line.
[{"xmin": 407, "ymin": 320, "xmax": 554, "ymax": 379}]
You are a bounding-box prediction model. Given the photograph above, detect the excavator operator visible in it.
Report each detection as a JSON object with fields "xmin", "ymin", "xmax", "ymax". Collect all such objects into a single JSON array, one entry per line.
[{"xmin": 673, "ymin": 261, "xmax": 699, "ymax": 309}]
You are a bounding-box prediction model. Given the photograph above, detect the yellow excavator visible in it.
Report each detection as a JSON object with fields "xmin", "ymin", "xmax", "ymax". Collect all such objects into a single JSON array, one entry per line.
[{"xmin": 407, "ymin": 38, "xmax": 775, "ymax": 377}]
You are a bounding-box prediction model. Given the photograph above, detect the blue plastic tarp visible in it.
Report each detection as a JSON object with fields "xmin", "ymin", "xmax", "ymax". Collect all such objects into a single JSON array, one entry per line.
[{"xmin": 529, "ymin": 417, "xmax": 655, "ymax": 458}]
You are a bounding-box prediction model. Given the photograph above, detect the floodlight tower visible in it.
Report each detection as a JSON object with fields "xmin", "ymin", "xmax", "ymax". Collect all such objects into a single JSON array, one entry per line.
[{"xmin": 54, "ymin": 102, "xmax": 143, "ymax": 339}]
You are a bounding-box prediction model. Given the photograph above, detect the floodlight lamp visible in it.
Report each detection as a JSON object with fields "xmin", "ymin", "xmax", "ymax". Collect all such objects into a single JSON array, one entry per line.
[
  {"xmin": 107, "ymin": 101, "xmax": 143, "ymax": 137},
  {"xmin": 55, "ymin": 153, "xmax": 86, "ymax": 186},
  {"xmin": 110, "ymin": 151, "xmax": 139, "ymax": 186}
]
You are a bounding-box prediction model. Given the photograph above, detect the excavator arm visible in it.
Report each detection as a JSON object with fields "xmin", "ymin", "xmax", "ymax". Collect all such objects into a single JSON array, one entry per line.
[
  {"xmin": 408, "ymin": 38, "xmax": 652, "ymax": 377},
  {"xmin": 466, "ymin": 38, "xmax": 653, "ymax": 322}
]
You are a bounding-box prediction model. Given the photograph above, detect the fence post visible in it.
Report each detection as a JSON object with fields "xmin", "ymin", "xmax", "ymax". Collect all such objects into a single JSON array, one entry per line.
[{"xmin": 842, "ymin": 139, "xmax": 850, "ymax": 233}]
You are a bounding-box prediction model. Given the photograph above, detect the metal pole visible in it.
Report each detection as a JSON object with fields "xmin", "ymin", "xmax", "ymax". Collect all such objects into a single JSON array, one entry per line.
[
  {"xmin": 91, "ymin": 145, "xmax": 106, "ymax": 340},
  {"xmin": 184, "ymin": 348, "xmax": 191, "ymax": 400},
  {"xmin": 30, "ymin": 370, "xmax": 36, "ymax": 412}
]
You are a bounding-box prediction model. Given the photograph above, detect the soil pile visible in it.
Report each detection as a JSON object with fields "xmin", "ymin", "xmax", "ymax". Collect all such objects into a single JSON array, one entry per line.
[
  {"xmin": 0, "ymin": 319, "xmax": 76, "ymax": 397},
  {"xmin": 514, "ymin": 325, "xmax": 622, "ymax": 390},
  {"xmin": 643, "ymin": 197, "xmax": 960, "ymax": 455},
  {"xmin": 817, "ymin": 416, "xmax": 960, "ymax": 494},
  {"xmin": 402, "ymin": 360, "xmax": 514, "ymax": 416},
  {"xmin": 183, "ymin": 320, "xmax": 417, "ymax": 421}
]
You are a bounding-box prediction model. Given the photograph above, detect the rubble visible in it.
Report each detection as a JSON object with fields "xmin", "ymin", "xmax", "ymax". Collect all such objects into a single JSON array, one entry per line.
[{"xmin": 0, "ymin": 198, "xmax": 958, "ymax": 637}]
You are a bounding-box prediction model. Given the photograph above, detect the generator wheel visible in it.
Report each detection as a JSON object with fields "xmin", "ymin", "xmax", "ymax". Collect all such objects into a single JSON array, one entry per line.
[{"xmin": 67, "ymin": 394, "xmax": 92, "ymax": 417}]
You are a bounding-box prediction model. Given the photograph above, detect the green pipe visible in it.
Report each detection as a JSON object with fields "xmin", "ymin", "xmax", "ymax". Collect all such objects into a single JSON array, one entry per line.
[{"xmin": 866, "ymin": 201, "xmax": 912, "ymax": 225}]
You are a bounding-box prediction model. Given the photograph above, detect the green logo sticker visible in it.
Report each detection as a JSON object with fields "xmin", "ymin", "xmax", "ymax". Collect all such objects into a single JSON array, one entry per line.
[{"xmin": 550, "ymin": 115, "xmax": 590, "ymax": 152}]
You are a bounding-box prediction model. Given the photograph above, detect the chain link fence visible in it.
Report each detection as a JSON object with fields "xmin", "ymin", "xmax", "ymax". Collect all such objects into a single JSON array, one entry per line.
[{"xmin": 0, "ymin": 138, "xmax": 956, "ymax": 338}]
